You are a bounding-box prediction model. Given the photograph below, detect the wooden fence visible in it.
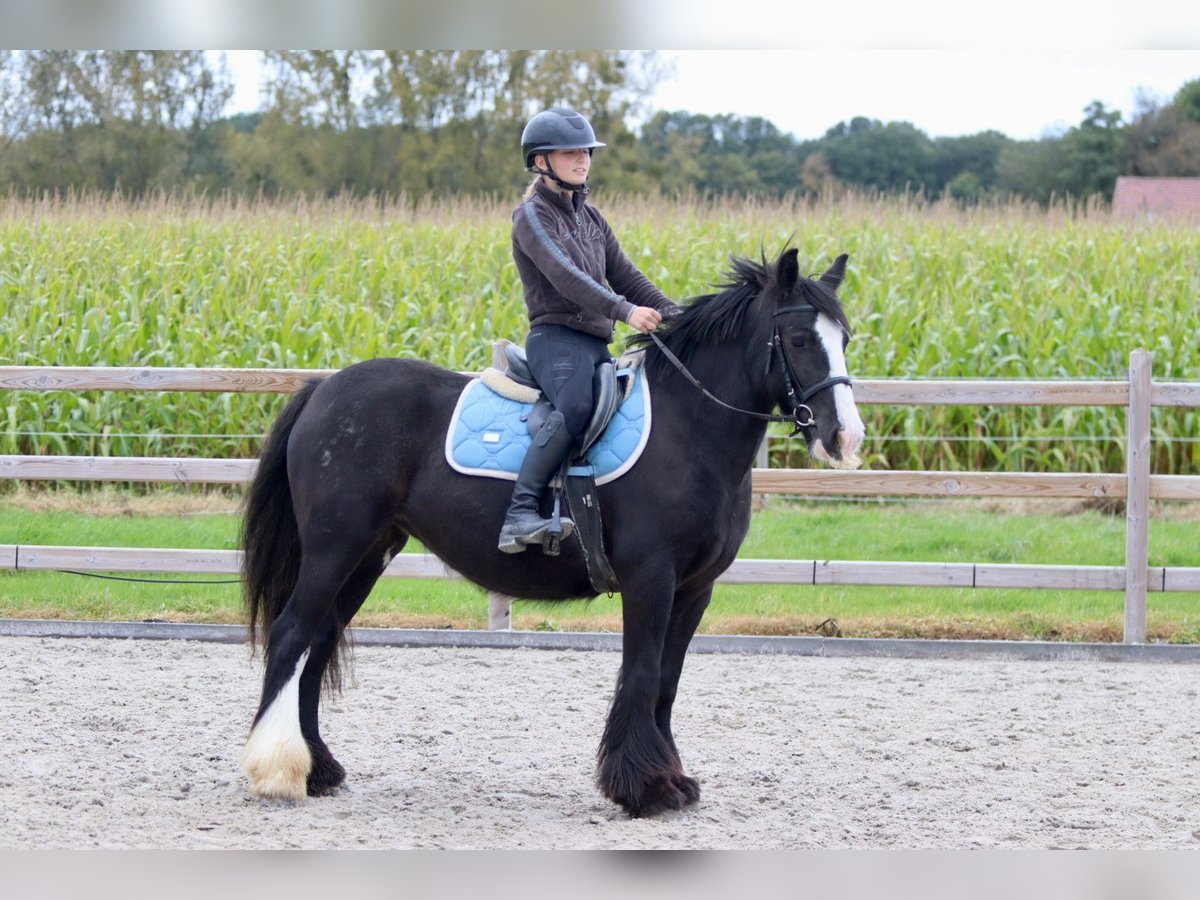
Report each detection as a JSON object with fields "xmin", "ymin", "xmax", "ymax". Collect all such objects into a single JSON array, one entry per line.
[{"xmin": 2, "ymin": 350, "xmax": 1199, "ymax": 643}]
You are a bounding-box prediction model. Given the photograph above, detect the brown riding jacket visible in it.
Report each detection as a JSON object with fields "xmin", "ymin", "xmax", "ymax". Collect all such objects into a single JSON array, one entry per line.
[{"xmin": 511, "ymin": 180, "xmax": 680, "ymax": 341}]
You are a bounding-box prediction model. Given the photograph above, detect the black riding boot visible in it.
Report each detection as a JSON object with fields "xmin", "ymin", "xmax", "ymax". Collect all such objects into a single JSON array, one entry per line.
[{"xmin": 498, "ymin": 411, "xmax": 576, "ymax": 554}]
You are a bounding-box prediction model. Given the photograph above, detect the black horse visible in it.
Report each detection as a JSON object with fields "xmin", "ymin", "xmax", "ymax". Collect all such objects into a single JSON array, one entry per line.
[{"xmin": 240, "ymin": 246, "xmax": 865, "ymax": 817}]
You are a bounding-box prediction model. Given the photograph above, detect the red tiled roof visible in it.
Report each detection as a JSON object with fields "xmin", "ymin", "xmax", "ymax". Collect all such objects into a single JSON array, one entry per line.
[{"xmin": 1113, "ymin": 176, "xmax": 1200, "ymax": 220}]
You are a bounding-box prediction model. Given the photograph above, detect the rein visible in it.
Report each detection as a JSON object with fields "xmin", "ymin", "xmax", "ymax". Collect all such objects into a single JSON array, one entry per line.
[{"xmin": 647, "ymin": 304, "xmax": 852, "ymax": 436}]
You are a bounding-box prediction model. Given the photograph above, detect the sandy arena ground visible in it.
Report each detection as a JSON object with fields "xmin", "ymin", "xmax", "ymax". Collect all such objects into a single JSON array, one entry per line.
[{"xmin": 2, "ymin": 634, "xmax": 1199, "ymax": 849}]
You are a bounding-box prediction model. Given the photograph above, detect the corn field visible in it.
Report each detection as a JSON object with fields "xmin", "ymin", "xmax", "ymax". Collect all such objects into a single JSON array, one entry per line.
[{"xmin": 1, "ymin": 191, "xmax": 1197, "ymax": 475}]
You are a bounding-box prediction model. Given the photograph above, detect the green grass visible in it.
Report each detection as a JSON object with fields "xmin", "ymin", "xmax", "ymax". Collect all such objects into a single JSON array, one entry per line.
[{"xmin": 2, "ymin": 490, "xmax": 1197, "ymax": 641}]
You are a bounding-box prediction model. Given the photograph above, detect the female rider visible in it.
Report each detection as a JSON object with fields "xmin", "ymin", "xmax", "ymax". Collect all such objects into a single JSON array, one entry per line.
[{"xmin": 498, "ymin": 107, "xmax": 680, "ymax": 553}]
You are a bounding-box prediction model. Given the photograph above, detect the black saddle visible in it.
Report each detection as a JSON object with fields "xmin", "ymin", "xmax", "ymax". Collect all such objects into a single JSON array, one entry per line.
[{"xmin": 503, "ymin": 343, "xmax": 540, "ymax": 391}]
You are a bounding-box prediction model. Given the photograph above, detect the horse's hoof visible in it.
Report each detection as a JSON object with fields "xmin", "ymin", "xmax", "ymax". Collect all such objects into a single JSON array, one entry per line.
[
  {"xmin": 242, "ymin": 724, "xmax": 312, "ymax": 801},
  {"xmin": 307, "ymin": 780, "xmax": 345, "ymax": 797},
  {"xmin": 243, "ymin": 761, "xmax": 310, "ymax": 802},
  {"xmin": 306, "ymin": 746, "xmax": 347, "ymax": 796},
  {"xmin": 625, "ymin": 776, "xmax": 688, "ymax": 818},
  {"xmin": 673, "ymin": 774, "xmax": 701, "ymax": 806}
]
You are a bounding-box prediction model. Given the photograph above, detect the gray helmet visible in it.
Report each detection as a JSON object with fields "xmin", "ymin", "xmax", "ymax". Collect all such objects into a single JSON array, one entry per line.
[{"xmin": 521, "ymin": 107, "xmax": 606, "ymax": 169}]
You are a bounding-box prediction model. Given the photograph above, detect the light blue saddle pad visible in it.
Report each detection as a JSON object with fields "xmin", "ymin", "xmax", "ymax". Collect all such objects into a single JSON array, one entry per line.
[{"xmin": 445, "ymin": 366, "xmax": 651, "ymax": 486}]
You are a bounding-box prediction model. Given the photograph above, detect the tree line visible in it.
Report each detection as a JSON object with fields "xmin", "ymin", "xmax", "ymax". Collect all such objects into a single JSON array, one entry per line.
[{"xmin": 1, "ymin": 50, "xmax": 1197, "ymax": 202}]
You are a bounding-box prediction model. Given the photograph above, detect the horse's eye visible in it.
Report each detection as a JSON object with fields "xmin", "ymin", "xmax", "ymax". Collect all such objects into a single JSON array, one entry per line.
[
  {"xmin": 842, "ymin": 333, "xmax": 850, "ymax": 351},
  {"xmin": 789, "ymin": 333, "xmax": 811, "ymax": 349}
]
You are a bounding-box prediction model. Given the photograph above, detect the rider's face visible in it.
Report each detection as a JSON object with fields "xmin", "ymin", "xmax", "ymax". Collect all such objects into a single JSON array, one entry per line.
[{"xmin": 539, "ymin": 148, "xmax": 591, "ymax": 186}]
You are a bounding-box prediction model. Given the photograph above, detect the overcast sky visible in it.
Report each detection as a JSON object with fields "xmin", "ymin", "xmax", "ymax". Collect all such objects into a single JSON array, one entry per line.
[
  {"xmin": 649, "ymin": 50, "xmax": 1198, "ymax": 140},
  {"xmin": 220, "ymin": 49, "xmax": 1198, "ymax": 142}
]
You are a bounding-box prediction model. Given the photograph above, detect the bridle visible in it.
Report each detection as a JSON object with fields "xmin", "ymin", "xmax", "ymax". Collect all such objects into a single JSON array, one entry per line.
[{"xmin": 647, "ymin": 303, "xmax": 852, "ymax": 436}]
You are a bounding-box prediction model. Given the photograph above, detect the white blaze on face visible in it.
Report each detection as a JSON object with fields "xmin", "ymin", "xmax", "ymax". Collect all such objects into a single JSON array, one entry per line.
[{"xmin": 810, "ymin": 313, "xmax": 865, "ymax": 470}]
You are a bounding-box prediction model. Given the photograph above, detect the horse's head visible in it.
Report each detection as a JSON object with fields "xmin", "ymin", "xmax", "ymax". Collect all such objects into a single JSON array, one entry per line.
[
  {"xmin": 767, "ymin": 249, "xmax": 865, "ymax": 469},
  {"xmin": 629, "ymin": 247, "xmax": 866, "ymax": 469}
]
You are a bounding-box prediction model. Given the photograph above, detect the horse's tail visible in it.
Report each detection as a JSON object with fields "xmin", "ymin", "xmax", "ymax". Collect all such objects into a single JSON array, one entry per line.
[{"xmin": 241, "ymin": 378, "xmax": 323, "ymax": 649}]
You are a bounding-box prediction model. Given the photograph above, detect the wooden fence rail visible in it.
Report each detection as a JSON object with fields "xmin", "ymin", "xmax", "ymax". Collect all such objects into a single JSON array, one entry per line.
[
  {"xmin": 2, "ymin": 352, "xmax": 1199, "ymax": 643},
  {"xmin": 3, "ymin": 364, "xmax": 1199, "ymax": 407},
  {"xmin": 4, "ymin": 456, "xmax": 1200, "ymax": 501},
  {"xmin": 5, "ymin": 545, "xmax": 1199, "ymax": 593}
]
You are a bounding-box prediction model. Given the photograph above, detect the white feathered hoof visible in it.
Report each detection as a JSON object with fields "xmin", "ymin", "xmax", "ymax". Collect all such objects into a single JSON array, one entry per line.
[
  {"xmin": 242, "ymin": 650, "xmax": 312, "ymax": 801},
  {"xmin": 242, "ymin": 724, "xmax": 312, "ymax": 801}
]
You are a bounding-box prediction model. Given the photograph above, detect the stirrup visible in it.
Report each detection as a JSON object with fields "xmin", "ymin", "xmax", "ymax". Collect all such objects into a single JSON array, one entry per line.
[{"xmin": 497, "ymin": 517, "xmax": 575, "ymax": 554}]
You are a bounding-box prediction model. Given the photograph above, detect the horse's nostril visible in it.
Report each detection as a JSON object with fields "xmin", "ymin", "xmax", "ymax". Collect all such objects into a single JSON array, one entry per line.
[{"xmin": 838, "ymin": 425, "xmax": 864, "ymax": 456}]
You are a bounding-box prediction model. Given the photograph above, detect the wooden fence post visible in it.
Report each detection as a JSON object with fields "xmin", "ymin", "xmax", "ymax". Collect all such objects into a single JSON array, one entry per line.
[
  {"xmin": 488, "ymin": 592, "xmax": 513, "ymax": 631},
  {"xmin": 753, "ymin": 434, "xmax": 770, "ymax": 511},
  {"xmin": 1124, "ymin": 349, "xmax": 1153, "ymax": 644}
]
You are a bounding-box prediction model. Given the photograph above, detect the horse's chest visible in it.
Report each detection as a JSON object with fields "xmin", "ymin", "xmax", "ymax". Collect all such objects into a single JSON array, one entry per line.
[{"xmin": 661, "ymin": 475, "xmax": 753, "ymax": 560}]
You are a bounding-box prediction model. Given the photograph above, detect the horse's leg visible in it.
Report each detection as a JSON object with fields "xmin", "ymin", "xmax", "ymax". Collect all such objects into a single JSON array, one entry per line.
[
  {"xmin": 241, "ymin": 530, "xmax": 384, "ymax": 801},
  {"xmin": 293, "ymin": 612, "xmax": 348, "ymax": 796},
  {"xmin": 299, "ymin": 534, "xmax": 408, "ymax": 796},
  {"xmin": 596, "ymin": 566, "xmax": 685, "ymax": 817},
  {"xmin": 653, "ymin": 584, "xmax": 714, "ymax": 807}
]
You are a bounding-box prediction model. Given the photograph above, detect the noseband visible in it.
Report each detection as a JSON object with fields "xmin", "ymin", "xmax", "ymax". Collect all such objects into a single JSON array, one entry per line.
[{"xmin": 646, "ymin": 303, "xmax": 852, "ymax": 436}]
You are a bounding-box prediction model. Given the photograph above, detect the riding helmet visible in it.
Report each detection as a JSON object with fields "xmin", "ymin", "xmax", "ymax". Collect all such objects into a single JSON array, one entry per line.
[{"xmin": 521, "ymin": 108, "xmax": 606, "ymax": 170}]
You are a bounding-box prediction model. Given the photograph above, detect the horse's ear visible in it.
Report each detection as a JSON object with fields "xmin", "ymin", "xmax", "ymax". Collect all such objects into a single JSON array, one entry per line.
[
  {"xmin": 777, "ymin": 248, "xmax": 800, "ymax": 292},
  {"xmin": 820, "ymin": 253, "xmax": 849, "ymax": 291}
]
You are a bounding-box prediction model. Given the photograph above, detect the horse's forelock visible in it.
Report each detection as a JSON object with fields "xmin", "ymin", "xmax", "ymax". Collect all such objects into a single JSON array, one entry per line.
[
  {"xmin": 758, "ymin": 249, "xmax": 851, "ymax": 334},
  {"xmin": 796, "ymin": 277, "xmax": 852, "ymax": 335}
]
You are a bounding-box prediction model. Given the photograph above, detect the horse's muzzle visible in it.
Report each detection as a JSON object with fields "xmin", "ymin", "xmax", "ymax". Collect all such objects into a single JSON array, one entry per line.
[{"xmin": 812, "ymin": 421, "xmax": 864, "ymax": 470}]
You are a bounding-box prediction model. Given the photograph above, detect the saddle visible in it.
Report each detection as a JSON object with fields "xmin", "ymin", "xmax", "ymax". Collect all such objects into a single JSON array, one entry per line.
[{"xmin": 490, "ymin": 339, "xmax": 632, "ymax": 454}]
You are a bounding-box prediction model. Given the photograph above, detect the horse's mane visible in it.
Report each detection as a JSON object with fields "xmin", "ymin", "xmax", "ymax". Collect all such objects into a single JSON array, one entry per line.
[{"xmin": 627, "ymin": 251, "xmax": 850, "ymax": 382}]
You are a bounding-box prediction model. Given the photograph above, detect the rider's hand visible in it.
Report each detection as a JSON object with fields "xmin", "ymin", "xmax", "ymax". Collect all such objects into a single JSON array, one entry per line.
[{"xmin": 628, "ymin": 306, "xmax": 663, "ymax": 334}]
